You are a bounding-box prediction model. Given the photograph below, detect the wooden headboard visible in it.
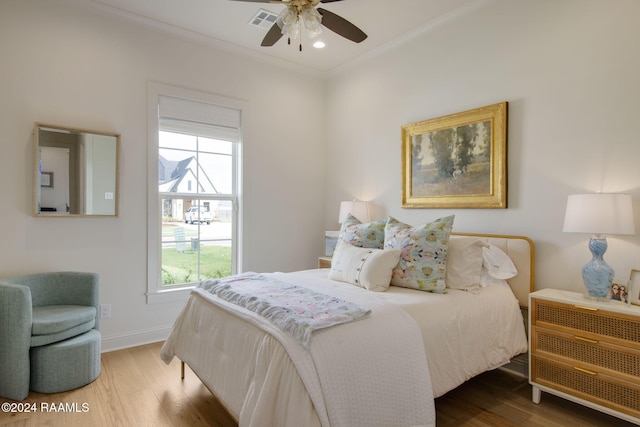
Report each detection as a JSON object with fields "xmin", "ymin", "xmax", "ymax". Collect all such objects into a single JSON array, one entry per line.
[{"xmin": 452, "ymin": 232, "xmax": 535, "ymax": 308}]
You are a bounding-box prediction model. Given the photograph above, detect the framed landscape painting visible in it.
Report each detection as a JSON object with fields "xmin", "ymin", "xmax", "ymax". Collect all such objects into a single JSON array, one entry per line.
[{"xmin": 401, "ymin": 102, "xmax": 507, "ymax": 209}]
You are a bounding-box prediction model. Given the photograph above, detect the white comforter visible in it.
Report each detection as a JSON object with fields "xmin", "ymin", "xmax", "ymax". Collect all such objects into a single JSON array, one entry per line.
[
  {"xmin": 373, "ymin": 275, "xmax": 529, "ymax": 397},
  {"xmin": 162, "ymin": 269, "xmax": 436, "ymax": 427},
  {"xmin": 161, "ymin": 269, "xmax": 528, "ymax": 426}
]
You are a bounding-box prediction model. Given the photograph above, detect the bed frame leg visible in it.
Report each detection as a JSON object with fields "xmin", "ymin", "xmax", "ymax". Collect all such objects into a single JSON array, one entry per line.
[{"xmin": 181, "ymin": 361, "xmax": 185, "ymax": 380}]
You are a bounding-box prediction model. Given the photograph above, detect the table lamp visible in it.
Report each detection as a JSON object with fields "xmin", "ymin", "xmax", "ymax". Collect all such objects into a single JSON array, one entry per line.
[
  {"xmin": 338, "ymin": 200, "xmax": 370, "ymax": 224},
  {"xmin": 563, "ymin": 193, "xmax": 635, "ymax": 300}
]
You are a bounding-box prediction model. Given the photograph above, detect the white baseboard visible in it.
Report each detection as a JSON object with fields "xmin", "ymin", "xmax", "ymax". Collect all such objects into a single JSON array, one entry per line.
[{"xmin": 100, "ymin": 326, "xmax": 172, "ymax": 353}]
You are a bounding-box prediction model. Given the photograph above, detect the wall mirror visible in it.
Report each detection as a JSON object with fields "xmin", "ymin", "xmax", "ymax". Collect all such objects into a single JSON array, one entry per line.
[{"xmin": 33, "ymin": 123, "xmax": 120, "ymax": 217}]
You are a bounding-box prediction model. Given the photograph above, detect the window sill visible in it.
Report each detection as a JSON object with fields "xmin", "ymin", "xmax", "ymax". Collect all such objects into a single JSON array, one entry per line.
[{"xmin": 146, "ymin": 286, "xmax": 194, "ymax": 304}]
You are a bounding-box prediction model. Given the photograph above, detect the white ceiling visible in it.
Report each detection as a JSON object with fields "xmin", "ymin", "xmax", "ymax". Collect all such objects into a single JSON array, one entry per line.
[{"xmin": 88, "ymin": 0, "xmax": 485, "ymax": 73}]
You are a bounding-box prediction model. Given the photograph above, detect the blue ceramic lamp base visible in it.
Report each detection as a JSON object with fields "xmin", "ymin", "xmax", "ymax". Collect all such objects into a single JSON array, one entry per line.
[{"xmin": 582, "ymin": 237, "xmax": 614, "ymax": 301}]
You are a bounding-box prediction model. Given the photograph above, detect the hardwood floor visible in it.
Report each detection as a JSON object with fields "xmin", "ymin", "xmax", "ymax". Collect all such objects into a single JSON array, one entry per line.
[
  {"xmin": 0, "ymin": 342, "xmax": 236, "ymax": 427},
  {"xmin": 0, "ymin": 341, "xmax": 633, "ymax": 426}
]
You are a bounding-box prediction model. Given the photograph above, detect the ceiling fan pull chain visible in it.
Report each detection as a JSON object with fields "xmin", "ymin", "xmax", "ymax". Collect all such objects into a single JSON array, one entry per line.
[{"xmin": 298, "ymin": 19, "xmax": 302, "ymax": 51}]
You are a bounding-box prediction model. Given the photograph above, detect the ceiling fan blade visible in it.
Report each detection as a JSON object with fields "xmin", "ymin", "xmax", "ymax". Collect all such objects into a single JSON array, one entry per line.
[
  {"xmin": 261, "ymin": 22, "xmax": 284, "ymax": 46},
  {"xmin": 320, "ymin": 0, "xmax": 345, "ymax": 3},
  {"xmin": 317, "ymin": 8, "xmax": 367, "ymax": 43}
]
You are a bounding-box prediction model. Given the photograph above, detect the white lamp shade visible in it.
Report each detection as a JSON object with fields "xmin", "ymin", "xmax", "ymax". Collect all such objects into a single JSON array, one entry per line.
[
  {"xmin": 338, "ymin": 201, "xmax": 370, "ymax": 224},
  {"xmin": 563, "ymin": 193, "xmax": 635, "ymax": 235}
]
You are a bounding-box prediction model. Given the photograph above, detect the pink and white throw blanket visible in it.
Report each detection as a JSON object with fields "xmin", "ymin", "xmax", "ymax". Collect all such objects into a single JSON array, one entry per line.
[{"xmin": 198, "ymin": 272, "xmax": 371, "ymax": 348}]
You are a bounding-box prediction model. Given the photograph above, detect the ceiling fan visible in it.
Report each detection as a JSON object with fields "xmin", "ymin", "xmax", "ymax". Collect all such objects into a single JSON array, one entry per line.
[{"xmin": 230, "ymin": 0, "xmax": 367, "ymax": 50}]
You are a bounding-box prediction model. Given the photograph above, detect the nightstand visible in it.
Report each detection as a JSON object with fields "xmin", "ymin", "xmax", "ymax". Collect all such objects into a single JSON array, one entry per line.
[
  {"xmin": 318, "ymin": 256, "xmax": 332, "ymax": 269},
  {"xmin": 529, "ymin": 288, "xmax": 640, "ymax": 425}
]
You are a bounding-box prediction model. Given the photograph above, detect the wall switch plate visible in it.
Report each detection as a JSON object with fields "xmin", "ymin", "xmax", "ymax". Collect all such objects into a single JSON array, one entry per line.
[{"xmin": 100, "ymin": 304, "xmax": 112, "ymax": 319}]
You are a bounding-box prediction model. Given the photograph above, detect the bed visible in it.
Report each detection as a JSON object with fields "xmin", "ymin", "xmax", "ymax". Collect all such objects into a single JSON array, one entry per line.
[{"xmin": 161, "ymin": 226, "xmax": 534, "ymax": 427}]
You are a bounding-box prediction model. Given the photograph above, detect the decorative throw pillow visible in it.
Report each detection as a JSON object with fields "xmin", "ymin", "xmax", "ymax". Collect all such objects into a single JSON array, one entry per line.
[
  {"xmin": 446, "ymin": 236, "xmax": 488, "ymax": 289},
  {"xmin": 338, "ymin": 213, "xmax": 386, "ymax": 249},
  {"xmin": 329, "ymin": 242, "xmax": 401, "ymax": 292},
  {"xmin": 384, "ymin": 215, "xmax": 455, "ymax": 293},
  {"xmin": 482, "ymin": 244, "xmax": 518, "ymax": 280},
  {"xmin": 476, "ymin": 244, "xmax": 518, "ymax": 287},
  {"xmin": 480, "ymin": 269, "xmax": 510, "ymax": 288}
]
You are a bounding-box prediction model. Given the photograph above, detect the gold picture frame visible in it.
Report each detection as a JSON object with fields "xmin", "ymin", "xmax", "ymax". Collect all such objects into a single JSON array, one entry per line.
[{"xmin": 401, "ymin": 102, "xmax": 507, "ymax": 208}]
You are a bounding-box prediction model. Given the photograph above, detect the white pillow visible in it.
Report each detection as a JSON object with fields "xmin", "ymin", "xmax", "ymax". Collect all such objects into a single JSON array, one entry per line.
[
  {"xmin": 480, "ymin": 268, "xmax": 510, "ymax": 287},
  {"xmin": 482, "ymin": 244, "xmax": 518, "ymax": 286},
  {"xmin": 329, "ymin": 242, "xmax": 401, "ymax": 292},
  {"xmin": 446, "ymin": 237, "xmax": 488, "ymax": 289}
]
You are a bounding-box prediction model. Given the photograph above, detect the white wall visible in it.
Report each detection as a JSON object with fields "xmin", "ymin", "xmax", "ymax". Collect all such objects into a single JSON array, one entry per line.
[
  {"xmin": 325, "ymin": 0, "xmax": 640, "ymax": 294},
  {"xmin": 3, "ymin": 0, "xmax": 639, "ymax": 351},
  {"xmin": 0, "ymin": 0, "xmax": 326, "ymax": 350}
]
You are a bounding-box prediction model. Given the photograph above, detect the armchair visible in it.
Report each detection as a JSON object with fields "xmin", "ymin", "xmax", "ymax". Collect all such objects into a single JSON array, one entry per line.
[{"xmin": 0, "ymin": 272, "xmax": 101, "ymax": 401}]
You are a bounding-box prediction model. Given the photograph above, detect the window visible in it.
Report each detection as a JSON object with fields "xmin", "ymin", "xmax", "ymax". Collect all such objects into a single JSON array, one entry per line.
[{"xmin": 147, "ymin": 83, "xmax": 243, "ymax": 303}]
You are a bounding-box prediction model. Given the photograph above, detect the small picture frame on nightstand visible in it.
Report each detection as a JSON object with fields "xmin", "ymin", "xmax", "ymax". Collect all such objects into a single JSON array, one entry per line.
[
  {"xmin": 628, "ymin": 269, "xmax": 640, "ymax": 306},
  {"xmin": 610, "ymin": 282, "xmax": 628, "ymax": 303}
]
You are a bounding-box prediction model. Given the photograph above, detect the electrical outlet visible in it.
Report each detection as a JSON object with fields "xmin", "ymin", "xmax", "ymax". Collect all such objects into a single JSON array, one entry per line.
[{"xmin": 100, "ymin": 304, "xmax": 111, "ymax": 319}]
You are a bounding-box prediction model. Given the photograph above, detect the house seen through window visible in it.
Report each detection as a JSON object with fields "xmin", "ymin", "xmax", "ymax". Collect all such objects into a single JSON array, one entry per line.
[{"xmin": 154, "ymin": 92, "xmax": 240, "ymax": 289}]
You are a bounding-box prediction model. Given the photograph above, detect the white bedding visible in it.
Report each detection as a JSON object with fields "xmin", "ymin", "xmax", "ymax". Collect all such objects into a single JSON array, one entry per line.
[
  {"xmin": 366, "ymin": 271, "xmax": 529, "ymax": 396},
  {"xmin": 161, "ymin": 268, "xmax": 527, "ymax": 426}
]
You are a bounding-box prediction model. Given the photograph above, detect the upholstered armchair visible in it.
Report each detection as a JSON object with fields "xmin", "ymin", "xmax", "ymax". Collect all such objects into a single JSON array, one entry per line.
[{"xmin": 0, "ymin": 272, "xmax": 101, "ymax": 401}]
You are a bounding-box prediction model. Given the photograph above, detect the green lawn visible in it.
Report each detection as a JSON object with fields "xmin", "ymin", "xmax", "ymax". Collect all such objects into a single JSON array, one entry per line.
[{"xmin": 162, "ymin": 245, "xmax": 232, "ymax": 285}]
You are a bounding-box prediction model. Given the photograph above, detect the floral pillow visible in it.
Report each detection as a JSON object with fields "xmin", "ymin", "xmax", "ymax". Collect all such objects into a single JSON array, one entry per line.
[
  {"xmin": 384, "ymin": 215, "xmax": 455, "ymax": 293},
  {"xmin": 338, "ymin": 213, "xmax": 386, "ymax": 249}
]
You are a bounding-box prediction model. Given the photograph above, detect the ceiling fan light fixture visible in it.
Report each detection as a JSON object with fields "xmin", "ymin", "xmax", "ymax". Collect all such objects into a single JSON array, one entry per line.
[
  {"xmin": 306, "ymin": 26, "xmax": 323, "ymax": 39},
  {"xmin": 301, "ymin": 6, "xmax": 321, "ymax": 30},
  {"xmin": 285, "ymin": 22, "xmax": 300, "ymax": 41},
  {"xmin": 277, "ymin": 2, "xmax": 324, "ymax": 42},
  {"xmin": 276, "ymin": 7, "xmax": 297, "ymax": 30},
  {"xmin": 301, "ymin": 5, "xmax": 323, "ymax": 38},
  {"xmin": 276, "ymin": 6, "xmax": 300, "ymax": 40}
]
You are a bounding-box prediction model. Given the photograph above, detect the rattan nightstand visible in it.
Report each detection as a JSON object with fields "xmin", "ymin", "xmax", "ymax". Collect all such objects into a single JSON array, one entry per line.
[{"xmin": 529, "ymin": 288, "xmax": 640, "ymax": 425}]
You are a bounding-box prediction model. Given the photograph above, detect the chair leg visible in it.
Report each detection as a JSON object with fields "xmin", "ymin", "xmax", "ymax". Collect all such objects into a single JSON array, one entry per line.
[{"xmin": 181, "ymin": 361, "xmax": 185, "ymax": 380}]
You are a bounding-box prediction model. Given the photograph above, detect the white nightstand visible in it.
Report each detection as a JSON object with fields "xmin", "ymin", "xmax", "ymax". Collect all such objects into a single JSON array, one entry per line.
[{"xmin": 529, "ymin": 288, "xmax": 640, "ymax": 425}]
